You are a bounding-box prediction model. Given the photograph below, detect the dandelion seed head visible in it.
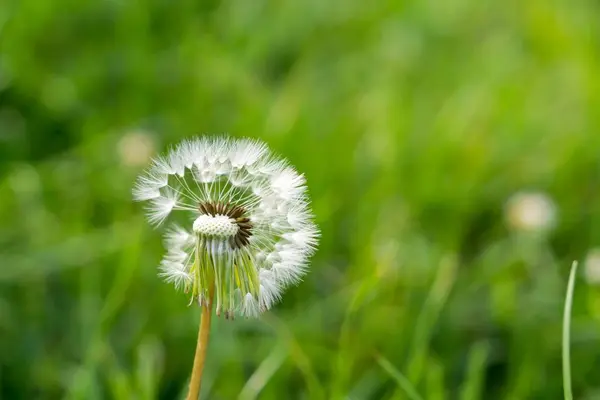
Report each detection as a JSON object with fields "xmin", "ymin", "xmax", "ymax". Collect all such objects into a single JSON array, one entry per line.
[
  {"xmin": 118, "ymin": 130, "xmax": 156, "ymax": 167},
  {"xmin": 584, "ymin": 248, "xmax": 600, "ymax": 285},
  {"xmin": 505, "ymin": 191, "xmax": 556, "ymax": 233},
  {"xmin": 133, "ymin": 136, "xmax": 319, "ymax": 318}
]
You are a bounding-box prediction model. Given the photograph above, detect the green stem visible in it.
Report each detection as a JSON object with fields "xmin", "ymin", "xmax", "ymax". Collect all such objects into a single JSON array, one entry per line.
[{"xmin": 186, "ymin": 280, "xmax": 215, "ymax": 400}]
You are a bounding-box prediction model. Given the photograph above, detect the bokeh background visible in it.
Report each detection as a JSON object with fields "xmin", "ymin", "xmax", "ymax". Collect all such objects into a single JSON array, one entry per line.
[{"xmin": 1, "ymin": 1, "xmax": 600, "ymax": 399}]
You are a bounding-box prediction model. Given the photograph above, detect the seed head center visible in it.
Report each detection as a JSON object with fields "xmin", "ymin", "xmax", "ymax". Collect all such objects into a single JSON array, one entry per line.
[
  {"xmin": 193, "ymin": 214, "xmax": 239, "ymax": 237},
  {"xmin": 198, "ymin": 201, "xmax": 254, "ymax": 249}
]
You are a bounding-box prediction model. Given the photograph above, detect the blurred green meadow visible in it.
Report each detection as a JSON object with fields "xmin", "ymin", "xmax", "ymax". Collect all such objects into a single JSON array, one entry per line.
[{"xmin": 2, "ymin": 0, "xmax": 600, "ymax": 399}]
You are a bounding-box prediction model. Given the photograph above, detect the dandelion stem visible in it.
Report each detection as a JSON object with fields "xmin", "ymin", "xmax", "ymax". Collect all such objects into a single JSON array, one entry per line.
[{"xmin": 186, "ymin": 281, "xmax": 215, "ymax": 400}]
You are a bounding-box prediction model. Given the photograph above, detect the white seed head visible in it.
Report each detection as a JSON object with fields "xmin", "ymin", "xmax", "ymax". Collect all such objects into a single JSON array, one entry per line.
[
  {"xmin": 584, "ymin": 248, "xmax": 600, "ymax": 285},
  {"xmin": 118, "ymin": 130, "xmax": 156, "ymax": 167},
  {"xmin": 505, "ymin": 191, "xmax": 556, "ymax": 233},
  {"xmin": 133, "ymin": 135, "xmax": 319, "ymax": 318},
  {"xmin": 193, "ymin": 215, "xmax": 239, "ymax": 237}
]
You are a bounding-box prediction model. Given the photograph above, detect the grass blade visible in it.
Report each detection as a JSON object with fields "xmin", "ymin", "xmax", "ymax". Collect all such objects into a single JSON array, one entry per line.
[
  {"xmin": 407, "ymin": 255, "xmax": 458, "ymax": 385},
  {"xmin": 239, "ymin": 343, "xmax": 287, "ymax": 400},
  {"xmin": 562, "ymin": 261, "xmax": 578, "ymax": 400},
  {"xmin": 376, "ymin": 354, "xmax": 423, "ymax": 400},
  {"xmin": 459, "ymin": 341, "xmax": 489, "ymax": 400}
]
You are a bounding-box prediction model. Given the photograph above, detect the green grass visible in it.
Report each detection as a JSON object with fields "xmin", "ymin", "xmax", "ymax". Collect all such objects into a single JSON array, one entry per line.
[{"xmin": 1, "ymin": 0, "xmax": 600, "ymax": 398}]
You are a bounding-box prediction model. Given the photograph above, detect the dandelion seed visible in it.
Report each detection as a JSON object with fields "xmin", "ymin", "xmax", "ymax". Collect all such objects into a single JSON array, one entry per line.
[{"xmin": 133, "ymin": 136, "xmax": 319, "ymax": 318}]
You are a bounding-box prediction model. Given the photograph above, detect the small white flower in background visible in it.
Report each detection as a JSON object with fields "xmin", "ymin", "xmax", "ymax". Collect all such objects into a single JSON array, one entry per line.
[
  {"xmin": 584, "ymin": 249, "xmax": 600, "ymax": 285},
  {"xmin": 505, "ymin": 191, "xmax": 557, "ymax": 233},
  {"xmin": 133, "ymin": 136, "xmax": 319, "ymax": 318},
  {"xmin": 118, "ymin": 130, "xmax": 156, "ymax": 167}
]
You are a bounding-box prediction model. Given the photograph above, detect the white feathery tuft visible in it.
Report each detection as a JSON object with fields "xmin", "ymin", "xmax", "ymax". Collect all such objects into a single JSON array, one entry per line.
[
  {"xmin": 147, "ymin": 188, "xmax": 179, "ymax": 226},
  {"xmin": 282, "ymin": 224, "xmax": 320, "ymax": 254},
  {"xmin": 270, "ymin": 167, "xmax": 306, "ymax": 201},
  {"xmin": 258, "ymin": 269, "xmax": 282, "ymax": 310},
  {"xmin": 159, "ymin": 260, "xmax": 192, "ymax": 289},
  {"xmin": 242, "ymin": 293, "xmax": 259, "ymax": 318},
  {"xmin": 229, "ymin": 139, "xmax": 268, "ymax": 168},
  {"xmin": 164, "ymin": 225, "xmax": 194, "ymax": 249},
  {"xmin": 133, "ymin": 171, "xmax": 168, "ymax": 201}
]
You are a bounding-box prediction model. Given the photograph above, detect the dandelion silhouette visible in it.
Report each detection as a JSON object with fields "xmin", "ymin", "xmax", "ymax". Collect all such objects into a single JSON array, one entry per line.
[{"xmin": 133, "ymin": 136, "xmax": 319, "ymax": 398}]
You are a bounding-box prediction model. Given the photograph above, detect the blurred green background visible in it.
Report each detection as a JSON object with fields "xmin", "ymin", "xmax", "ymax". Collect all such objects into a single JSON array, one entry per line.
[{"xmin": 1, "ymin": 0, "xmax": 600, "ymax": 399}]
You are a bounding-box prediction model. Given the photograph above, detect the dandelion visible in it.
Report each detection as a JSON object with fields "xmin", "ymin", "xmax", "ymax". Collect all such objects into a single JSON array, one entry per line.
[
  {"xmin": 133, "ymin": 136, "xmax": 319, "ymax": 398},
  {"xmin": 584, "ymin": 248, "xmax": 600, "ymax": 285},
  {"xmin": 505, "ymin": 191, "xmax": 556, "ymax": 233},
  {"xmin": 118, "ymin": 129, "xmax": 156, "ymax": 167}
]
